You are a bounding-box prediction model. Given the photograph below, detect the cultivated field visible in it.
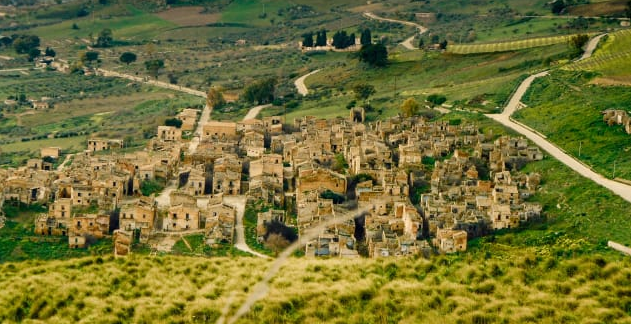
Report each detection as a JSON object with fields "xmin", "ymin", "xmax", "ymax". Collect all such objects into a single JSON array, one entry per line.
[
  {"xmin": 447, "ymin": 34, "xmax": 582, "ymax": 54},
  {"xmin": 568, "ymin": 0, "xmax": 629, "ymax": 16},
  {"xmin": 155, "ymin": 6, "xmax": 220, "ymax": 26}
]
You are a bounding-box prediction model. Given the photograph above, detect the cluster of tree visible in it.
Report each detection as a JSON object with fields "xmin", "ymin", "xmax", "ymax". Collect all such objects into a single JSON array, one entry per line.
[
  {"xmin": 352, "ymin": 83, "xmax": 376, "ymax": 102},
  {"xmin": 550, "ymin": 0, "xmax": 586, "ymax": 15},
  {"xmin": 332, "ymin": 30, "xmax": 356, "ymax": 49},
  {"xmin": 243, "ymin": 77, "xmax": 277, "ymax": 104},
  {"xmin": 301, "ymin": 30, "xmax": 328, "ymax": 47},
  {"xmin": 627, "ymin": 0, "xmax": 631, "ymax": 19},
  {"xmin": 144, "ymin": 59, "xmax": 164, "ymax": 79},
  {"xmin": 164, "ymin": 118, "xmax": 183, "ymax": 128},
  {"xmin": 427, "ymin": 94, "xmax": 447, "ymax": 106},
  {"xmin": 263, "ymin": 219, "xmax": 297, "ymax": 255},
  {"xmin": 399, "ymin": 95, "xmax": 448, "ymax": 117},
  {"xmin": 94, "ymin": 28, "xmax": 113, "ymax": 48},
  {"xmin": 358, "ymin": 43, "xmax": 388, "ymax": 67},
  {"xmin": 320, "ymin": 189, "xmax": 346, "ymax": 204},
  {"xmin": 570, "ymin": 34, "xmax": 590, "ymax": 51},
  {"xmin": 551, "ymin": 0, "xmax": 567, "ymax": 15},
  {"xmin": 207, "ymin": 87, "xmax": 226, "ymax": 109},
  {"xmin": 11, "ymin": 34, "xmax": 40, "ymax": 58}
]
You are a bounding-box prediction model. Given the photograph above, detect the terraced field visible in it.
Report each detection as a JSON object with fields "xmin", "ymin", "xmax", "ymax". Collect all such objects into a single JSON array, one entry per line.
[{"xmin": 447, "ymin": 34, "xmax": 586, "ymax": 54}]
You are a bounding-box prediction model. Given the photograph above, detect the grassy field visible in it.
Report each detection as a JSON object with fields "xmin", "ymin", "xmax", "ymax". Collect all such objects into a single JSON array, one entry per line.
[
  {"xmin": 258, "ymin": 43, "xmax": 569, "ymax": 122},
  {"xmin": 30, "ymin": 4, "xmax": 177, "ymax": 42},
  {"xmin": 515, "ymin": 70, "xmax": 631, "ymax": 181},
  {"xmin": 447, "ymin": 34, "xmax": 583, "ymax": 54},
  {"xmin": 0, "ymin": 246, "xmax": 630, "ymax": 323}
]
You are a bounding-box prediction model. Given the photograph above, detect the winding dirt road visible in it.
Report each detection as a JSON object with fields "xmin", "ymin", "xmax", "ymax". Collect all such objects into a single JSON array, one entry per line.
[
  {"xmin": 294, "ymin": 69, "xmax": 321, "ymax": 96},
  {"xmin": 363, "ymin": 12, "xmax": 428, "ymax": 50},
  {"xmin": 242, "ymin": 104, "xmax": 271, "ymax": 120},
  {"xmin": 579, "ymin": 33, "xmax": 607, "ymax": 61},
  {"xmin": 486, "ymin": 35, "xmax": 631, "ymax": 204}
]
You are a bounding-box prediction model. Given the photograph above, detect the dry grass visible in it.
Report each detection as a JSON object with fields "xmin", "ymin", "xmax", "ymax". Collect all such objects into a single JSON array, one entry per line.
[
  {"xmin": 348, "ymin": 3, "xmax": 385, "ymax": 13},
  {"xmin": 20, "ymin": 92, "xmax": 175, "ymax": 127},
  {"xmin": 154, "ymin": 7, "xmax": 221, "ymax": 27},
  {"xmin": 1, "ymin": 250, "xmax": 630, "ymax": 324}
]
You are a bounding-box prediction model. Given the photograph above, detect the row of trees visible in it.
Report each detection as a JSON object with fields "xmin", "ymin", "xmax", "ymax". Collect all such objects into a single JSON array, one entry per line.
[
  {"xmin": 301, "ymin": 30, "xmax": 328, "ymax": 47},
  {"xmin": 302, "ymin": 28, "xmax": 373, "ymax": 48}
]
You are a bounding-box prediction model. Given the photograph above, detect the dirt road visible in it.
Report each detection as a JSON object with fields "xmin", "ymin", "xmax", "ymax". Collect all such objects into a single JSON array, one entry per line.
[
  {"xmin": 486, "ymin": 69, "xmax": 631, "ymax": 204},
  {"xmin": 363, "ymin": 12, "xmax": 428, "ymax": 50},
  {"xmin": 242, "ymin": 104, "xmax": 272, "ymax": 120},
  {"xmin": 294, "ymin": 69, "xmax": 321, "ymax": 96},
  {"xmin": 579, "ymin": 33, "xmax": 607, "ymax": 61}
]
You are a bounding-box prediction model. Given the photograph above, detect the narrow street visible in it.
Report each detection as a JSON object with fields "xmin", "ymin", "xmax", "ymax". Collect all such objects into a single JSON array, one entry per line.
[{"xmin": 223, "ymin": 196, "xmax": 271, "ymax": 259}]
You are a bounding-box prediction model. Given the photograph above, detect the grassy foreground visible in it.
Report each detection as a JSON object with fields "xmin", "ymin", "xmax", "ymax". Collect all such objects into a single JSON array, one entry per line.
[{"xmin": 1, "ymin": 249, "xmax": 630, "ymax": 324}]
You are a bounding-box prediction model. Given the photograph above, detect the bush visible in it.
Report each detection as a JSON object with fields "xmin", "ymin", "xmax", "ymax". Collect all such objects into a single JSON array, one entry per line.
[{"xmin": 140, "ymin": 179, "xmax": 164, "ymax": 196}]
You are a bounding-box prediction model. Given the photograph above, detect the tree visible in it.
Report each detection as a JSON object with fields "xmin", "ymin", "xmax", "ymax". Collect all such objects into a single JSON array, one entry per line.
[
  {"xmin": 358, "ymin": 43, "xmax": 388, "ymax": 67},
  {"xmin": 13, "ymin": 35, "xmax": 39, "ymax": 54},
  {"xmin": 571, "ymin": 34, "xmax": 589, "ymax": 50},
  {"xmin": 332, "ymin": 31, "xmax": 356, "ymax": 49},
  {"xmin": 315, "ymin": 29, "xmax": 327, "ymax": 47},
  {"xmin": 207, "ymin": 87, "xmax": 226, "ymax": 109},
  {"xmin": 427, "ymin": 94, "xmax": 447, "ymax": 107},
  {"xmin": 27, "ymin": 48, "xmax": 40, "ymax": 61},
  {"xmin": 418, "ymin": 38, "xmax": 424, "ymax": 49},
  {"xmin": 626, "ymin": 0, "xmax": 631, "ymax": 18},
  {"xmin": 167, "ymin": 72, "xmax": 178, "ymax": 84},
  {"xmin": 551, "ymin": 0, "xmax": 566, "ymax": 15},
  {"xmin": 360, "ymin": 28, "xmax": 372, "ymax": 45},
  {"xmin": 302, "ymin": 32, "xmax": 314, "ymax": 47},
  {"xmin": 119, "ymin": 52, "xmax": 137, "ymax": 65},
  {"xmin": 264, "ymin": 219, "xmax": 297, "ymax": 242},
  {"xmin": 44, "ymin": 47, "xmax": 55, "ymax": 57},
  {"xmin": 95, "ymin": 28, "xmax": 113, "ymax": 47},
  {"xmin": 352, "ymin": 83, "xmax": 376, "ymax": 101},
  {"xmin": 243, "ymin": 77, "xmax": 277, "ymax": 104},
  {"xmin": 164, "ymin": 118, "xmax": 182, "ymax": 128},
  {"xmin": 0, "ymin": 36, "xmax": 12, "ymax": 48},
  {"xmin": 264, "ymin": 233, "xmax": 290, "ymax": 256},
  {"xmin": 145, "ymin": 59, "xmax": 165, "ymax": 79},
  {"xmin": 400, "ymin": 97, "xmax": 420, "ymax": 117},
  {"xmin": 80, "ymin": 51, "xmax": 99, "ymax": 64},
  {"xmin": 439, "ymin": 40, "xmax": 448, "ymax": 50}
]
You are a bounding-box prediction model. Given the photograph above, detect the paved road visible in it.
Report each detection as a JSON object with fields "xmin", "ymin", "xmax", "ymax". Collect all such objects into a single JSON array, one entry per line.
[
  {"xmin": 486, "ymin": 46, "xmax": 631, "ymax": 204},
  {"xmin": 579, "ymin": 33, "xmax": 607, "ymax": 61},
  {"xmin": 363, "ymin": 12, "xmax": 428, "ymax": 50},
  {"xmin": 294, "ymin": 69, "xmax": 321, "ymax": 96},
  {"xmin": 242, "ymin": 104, "xmax": 272, "ymax": 120},
  {"xmin": 223, "ymin": 195, "xmax": 271, "ymax": 259}
]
